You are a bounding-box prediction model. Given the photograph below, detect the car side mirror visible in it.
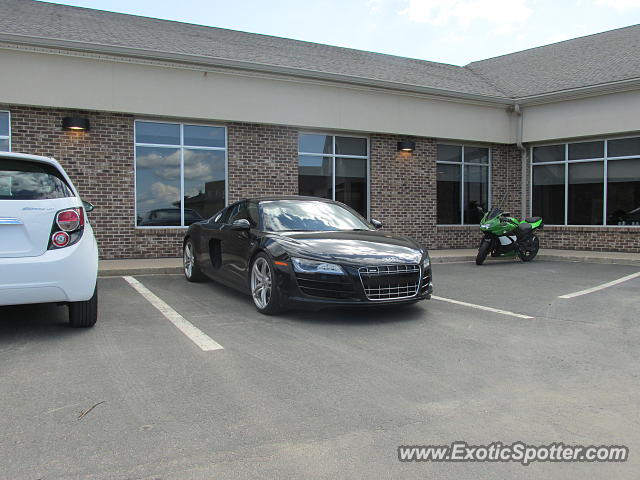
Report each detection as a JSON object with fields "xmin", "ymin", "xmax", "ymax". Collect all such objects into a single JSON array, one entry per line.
[
  {"xmin": 231, "ymin": 218, "xmax": 251, "ymax": 231},
  {"xmin": 82, "ymin": 200, "xmax": 95, "ymax": 212},
  {"xmin": 370, "ymin": 219, "xmax": 383, "ymax": 229}
]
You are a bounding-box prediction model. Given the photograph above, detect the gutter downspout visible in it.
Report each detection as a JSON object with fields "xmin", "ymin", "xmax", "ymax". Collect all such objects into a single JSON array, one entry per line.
[{"xmin": 514, "ymin": 104, "xmax": 527, "ymax": 219}]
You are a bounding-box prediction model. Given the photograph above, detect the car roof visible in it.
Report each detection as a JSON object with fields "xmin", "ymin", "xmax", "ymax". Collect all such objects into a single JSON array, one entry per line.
[
  {"xmin": 243, "ymin": 195, "xmax": 337, "ymax": 203},
  {"xmin": 0, "ymin": 151, "xmax": 61, "ymax": 167}
]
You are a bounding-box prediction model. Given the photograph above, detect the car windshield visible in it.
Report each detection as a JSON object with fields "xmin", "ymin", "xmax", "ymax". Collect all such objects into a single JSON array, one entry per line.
[
  {"xmin": 0, "ymin": 159, "xmax": 74, "ymax": 200},
  {"xmin": 260, "ymin": 200, "xmax": 372, "ymax": 232}
]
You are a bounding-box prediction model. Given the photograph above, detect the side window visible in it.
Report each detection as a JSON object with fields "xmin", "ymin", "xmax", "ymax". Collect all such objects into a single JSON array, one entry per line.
[
  {"xmin": 246, "ymin": 202, "xmax": 259, "ymax": 227},
  {"xmin": 226, "ymin": 202, "xmax": 244, "ymax": 224}
]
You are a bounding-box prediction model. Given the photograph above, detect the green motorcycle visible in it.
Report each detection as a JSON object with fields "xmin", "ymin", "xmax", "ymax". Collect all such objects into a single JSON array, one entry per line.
[{"xmin": 476, "ymin": 206, "xmax": 543, "ymax": 265}]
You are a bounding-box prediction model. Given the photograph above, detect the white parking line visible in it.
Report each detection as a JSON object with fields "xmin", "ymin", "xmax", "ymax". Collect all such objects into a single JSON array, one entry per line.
[
  {"xmin": 558, "ymin": 271, "xmax": 640, "ymax": 299},
  {"xmin": 432, "ymin": 295, "xmax": 534, "ymax": 319},
  {"xmin": 122, "ymin": 276, "xmax": 223, "ymax": 352}
]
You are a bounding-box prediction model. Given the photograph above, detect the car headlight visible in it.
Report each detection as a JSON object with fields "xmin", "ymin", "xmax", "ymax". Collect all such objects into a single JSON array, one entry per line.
[
  {"xmin": 291, "ymin": 257, "xmax": 346, "ymax": 275},
  {"xmin": 422, "ymin": 255, "xmax": 430, "ymax": 268}
]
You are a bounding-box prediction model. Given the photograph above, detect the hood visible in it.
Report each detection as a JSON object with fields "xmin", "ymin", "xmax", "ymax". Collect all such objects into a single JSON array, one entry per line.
[{"xmin": 271, "ymin": 230, "xmax": 425, "ymax": 265}]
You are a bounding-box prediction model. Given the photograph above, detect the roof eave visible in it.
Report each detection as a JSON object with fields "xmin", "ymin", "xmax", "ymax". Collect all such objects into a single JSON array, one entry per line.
[
  {"xmin": 0, "ymin": 32, "xmax": 514, "ymax": 106},
  {"xmin": 514, "ymin": 77, "xmax": 640, "ymax": 105}
]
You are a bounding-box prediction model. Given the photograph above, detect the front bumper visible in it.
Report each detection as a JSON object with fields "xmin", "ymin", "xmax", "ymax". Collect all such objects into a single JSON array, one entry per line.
[
  {"xmin": 275, "ymin": 262, "xmax": 433, "ymax": 310},
  {"xmin": 0, "ymin": 228, "xmax": 98, "ymax": 306}
]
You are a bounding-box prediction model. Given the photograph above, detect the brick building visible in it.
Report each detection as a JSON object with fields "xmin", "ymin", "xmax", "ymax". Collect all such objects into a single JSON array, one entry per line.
[{"xmin": 0, "ymin": 0, "xmax": 638, "ymax": 258}]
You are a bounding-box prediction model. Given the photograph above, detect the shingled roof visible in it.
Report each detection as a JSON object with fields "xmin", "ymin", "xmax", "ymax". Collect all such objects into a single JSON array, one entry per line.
[
  {"xmin": 468, "ymin": 24, "xmax": 640, "ymax": 98},
  {"xmin": 0, "ymin": 0, "xmax": 639, "ymax": 101}
]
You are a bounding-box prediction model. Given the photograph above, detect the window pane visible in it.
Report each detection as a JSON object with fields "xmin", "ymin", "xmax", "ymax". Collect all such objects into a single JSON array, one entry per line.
[
  {"xmin": 0, "ymin": 139, "xmax": 8, "ymax": 152},
  {"xmin": 0, "ymin": 112, "xmax": 8, "ymax": 137},
  {"xmin": 437, "ymin": 163, "xmax": 461, "ymax": 224},
  {"xmin": 183, "ymin": 149, "xmax": 226, "ymax": 224},
  {"xmin": 184, "ymin": 125, "xmax": 225, "ymax": 148},
  {"xmin": 532, "ymin": 164, "xmax": 565, "ymax": 225},
  {"xmin": 335, "ymin": 157, "xmax": 367, "ymax": 216},
  {"xmin": 464, "ymin": 165, "xmax": 488, "ymax": 224},
  {"xmin": 568, "ymin": 141, "xmax": 604, "ymax": 160},
  {"xmin": 299, "ymin": 134, "xmax": 332, "ymax": 154},
  {"xmin": 608, "ymin": 137, "xmax": 640, "ymax": 158},
  {"xmin": 464, "ymin": 146, "xmax": 489, "ymax": 164},
  {"xmin": 568, "ymin": 162, "xmax": 603, "ymax": 225},
  {"xmin": 607, "ymin": 159, "xmax": 640, "ymax": 225},
  {"xmin": 437, "ymin": 144, "xmax": 462, "ymax": 163},
  {"xmin": 135, "ymin": 146, "xmax": 181, "ymax": 226},
  {"xmin": 335, "ymin": 136, "xmax": 367, "ymax": 156},
  {"xmin": 136, "ymin": 121, "xmax": 180, "ymax": 145},
  {"xmin": 298, "ymin": 155, "xmax": 332, "ymax": 199},
  {"xmin": 533, "ymin": 144, "xmax": 564, "ymax": 163}
]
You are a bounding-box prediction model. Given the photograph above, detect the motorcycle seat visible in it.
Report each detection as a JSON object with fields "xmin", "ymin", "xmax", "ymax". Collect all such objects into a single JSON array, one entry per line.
[{"xmin": 525, "ymin": 216, "xmax": 541, "ymax": 224}]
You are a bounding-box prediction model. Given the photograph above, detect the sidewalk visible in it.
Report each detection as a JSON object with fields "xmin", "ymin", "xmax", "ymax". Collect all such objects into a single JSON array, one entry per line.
[{"xmin": 98, "ymin": 248, "xmax": 640, "ymax": 276}]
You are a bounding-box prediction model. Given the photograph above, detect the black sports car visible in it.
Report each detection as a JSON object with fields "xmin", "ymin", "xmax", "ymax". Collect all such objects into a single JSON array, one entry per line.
[{"xmin": 182, "ymin": 196, "xmax": 433, "ymax": 314}]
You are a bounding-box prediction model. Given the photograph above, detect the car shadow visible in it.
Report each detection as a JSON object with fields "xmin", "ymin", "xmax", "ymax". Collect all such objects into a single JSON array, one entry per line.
[
  {"xmin": 0, "ymin": 303, "xmax": 82, "ymax": 340},
  {"xmin": 280, "ymin": 303, "xmax": 428, "ymax": 325}
]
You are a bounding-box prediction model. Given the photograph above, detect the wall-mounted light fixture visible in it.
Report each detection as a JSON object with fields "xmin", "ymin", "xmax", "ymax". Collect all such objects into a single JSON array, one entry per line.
[
  {"xmin": 397, "ymin": 140, "xmax": 416, "ymax": 152},
  {"xmin": 62, "ymin": 116, "xmax": 90, "ymax": 131}
]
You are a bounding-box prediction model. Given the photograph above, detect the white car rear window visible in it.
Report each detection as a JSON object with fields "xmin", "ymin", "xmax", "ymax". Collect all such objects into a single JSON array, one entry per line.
[{"xmin": 0, "ymin": 159, "xmax": 74, "ymax": 200}]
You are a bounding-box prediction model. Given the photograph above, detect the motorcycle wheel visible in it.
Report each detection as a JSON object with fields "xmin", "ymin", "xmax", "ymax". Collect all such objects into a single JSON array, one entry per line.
[
  {"xmin": 476, "ymin": 240, "xmax": 491, "ymax": 265},
  {"xmin": 518, "ymin": 235, "xmax": 540, "ymax": 262}
]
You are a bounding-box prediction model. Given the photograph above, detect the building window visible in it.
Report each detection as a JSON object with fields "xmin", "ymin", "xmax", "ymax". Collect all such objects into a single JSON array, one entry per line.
[
  {"xmin": 532, "ymin": 136, "xmax": 640, "ymax": 226},
  {"xmin": 298, "ymin": 133, "xmax": 368, "ymax": 217},
  {"xmin": 436, "ymin": 144, "xmax": 490, "ymax": 224},
  {"xmin": 135, "ymin": 120, "xmax": 226, "ymax": 227},
  {"xmin": 0, "ymin": 111, "xmax": 10, "ymax": 152}
]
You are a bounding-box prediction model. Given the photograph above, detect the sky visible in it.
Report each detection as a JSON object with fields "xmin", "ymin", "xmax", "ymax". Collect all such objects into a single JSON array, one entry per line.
[{"xmin": 47, "ymin": 0, "xmax": 640, "ymax": 66}]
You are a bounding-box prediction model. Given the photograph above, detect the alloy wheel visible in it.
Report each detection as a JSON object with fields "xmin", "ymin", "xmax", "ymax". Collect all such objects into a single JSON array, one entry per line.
[
  {"xmin": 184, "ymin": 242, "xmax": 194, "ymax": 278},
  {"xmin": 251, "ymin": 257, "xmax": 272, "ymax": 309}
]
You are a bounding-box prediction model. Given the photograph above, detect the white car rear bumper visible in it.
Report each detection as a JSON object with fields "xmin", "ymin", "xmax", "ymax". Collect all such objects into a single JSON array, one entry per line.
[{"xmin": 0, "ymin": 227, "xmax": 98, "ymax": 305}]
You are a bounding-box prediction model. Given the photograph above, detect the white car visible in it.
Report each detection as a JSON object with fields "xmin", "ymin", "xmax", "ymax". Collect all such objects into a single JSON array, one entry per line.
[{"xmin": 0, "ymin": 152, "xmax": 99, "ymax": 327}]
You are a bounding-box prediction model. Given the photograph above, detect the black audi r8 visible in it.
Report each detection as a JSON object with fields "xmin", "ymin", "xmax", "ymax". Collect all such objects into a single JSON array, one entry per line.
[{"xmin": 182, "ymin": 196, "xmax": 432, "ymax": 314}]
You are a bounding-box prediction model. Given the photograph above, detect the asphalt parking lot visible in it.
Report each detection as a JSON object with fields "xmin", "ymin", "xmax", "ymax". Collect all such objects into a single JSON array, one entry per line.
[{"xmin": 1, "ymin": 260, "xmax": 639, "ymax": 480}]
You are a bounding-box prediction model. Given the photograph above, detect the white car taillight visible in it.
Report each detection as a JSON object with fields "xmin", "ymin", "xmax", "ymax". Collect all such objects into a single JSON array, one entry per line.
[
  {"xmin": 48, "ymin": 207, "xmax": 86, "ymax": 250},
  {"xmin": 56, "ymin": 208, "xmax": 83, "ymax": 232},
  {"xmin": 51, "ymin": 231, "xmax": 70, "ymax": 247}
]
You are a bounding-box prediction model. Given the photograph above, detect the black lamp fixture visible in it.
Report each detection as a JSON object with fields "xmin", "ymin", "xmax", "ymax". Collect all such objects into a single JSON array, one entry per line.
[
  {"xmin": 397, "ymin": 140, "xmax": 416, "ymax": 152},
  {"xmin": 62, "ymin": 116, "xmax": 90, "ymax": 132}
]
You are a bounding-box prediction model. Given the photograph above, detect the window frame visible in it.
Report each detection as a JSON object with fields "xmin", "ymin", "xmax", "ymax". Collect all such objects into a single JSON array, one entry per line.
[
  {"xmin": 297, "ymin": 131, "xmax": 370, "ymax": 219},
  {"xmin": 530, "ymin": 135, "xmax": 640, "ymax": 227},
  {"xmin": 436, "ymin": 143, "xmax": 492, "ymax": 226},
  {"xmin": 0, "ymin": 111, "xmax": 11, "ymax": 152},
  {"xmin": 134, "ymin": 119, "xmax": 228, "ymax": 229}
]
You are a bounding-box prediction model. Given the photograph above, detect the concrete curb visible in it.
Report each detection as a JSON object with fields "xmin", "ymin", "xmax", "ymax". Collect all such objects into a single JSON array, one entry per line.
[{"xmin": 98, "ymin": 250, "xmax": 640, "ymax": 276}]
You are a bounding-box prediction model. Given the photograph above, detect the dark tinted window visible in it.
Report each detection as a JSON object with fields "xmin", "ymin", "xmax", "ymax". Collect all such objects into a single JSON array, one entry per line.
[
  {"xmin": 532, "ymin": 164, "xmax": 565, "ymax": 225},
  {"xmin": 533, "ymin": 144, "xmax": 564, "ymax": 163},
  {"xmin": 607, "ymin": 159, "xmax": 640, "ymax": 225},
  {"xmin": 437, "ymin": 163, "xmax": 461, "ymax": 224},
  {"xmin": 568, "ymin": 141, "xmax": 604, "ymax": 160},
  {"xmin": 226, "ymin": 202, "xmax": 244, "ymax": 224},
  {"xmin": 261, "ymin": 200, "xmax": 371, "ymax": 232},
  {"xmin": 0, "ymin": 159, "xmax": 73, "ymax": 200},
  {"xmin": 607, "ymin": 137, "xmax": 640, "ymax": 158},
  {"xmin": 568, "ymin": 162, "xmax": 604, "ymax": 225},
  {"xmin": 437, "ymin": 144, "xmax": 462, "ymax": 163}
]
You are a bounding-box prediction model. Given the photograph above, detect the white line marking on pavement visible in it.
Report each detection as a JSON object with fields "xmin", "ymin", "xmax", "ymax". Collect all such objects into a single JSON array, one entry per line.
[
  {"xmin": 558, "ymin": 271, "xmax": 640, "ymax": 299},
  {"xmin": 122, "ymin": 276, "xmax": 223, "ymax": 352},
  {"xmin": 432, "ymin": 295, "xmax": 534, "ymax": 319}
]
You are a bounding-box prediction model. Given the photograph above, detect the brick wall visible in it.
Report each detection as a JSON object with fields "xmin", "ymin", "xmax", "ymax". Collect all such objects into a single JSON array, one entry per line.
[
  {"xmin": 3, "ymin": 104, "xmax": 637, "ymax": 256},
  {"xmin": 227, "ymin": 123, "xmax": 298, "ymax": 202}
]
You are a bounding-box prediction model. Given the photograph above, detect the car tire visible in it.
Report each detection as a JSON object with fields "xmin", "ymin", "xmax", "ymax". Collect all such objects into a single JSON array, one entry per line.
[
  {"xmin": 68, "ymin": 285, "xmax": 98, "ymax": 328},
  {"xmin": 476, "ymin": 240, "xmax": 491, "ymax": 265},
  {"xmin": 250, "ymin": 253, "xmax": 282, "ymax": 315},
  {"xmin": 184, "ymin": 239, "xmax": 207, "ymax": 282}
]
